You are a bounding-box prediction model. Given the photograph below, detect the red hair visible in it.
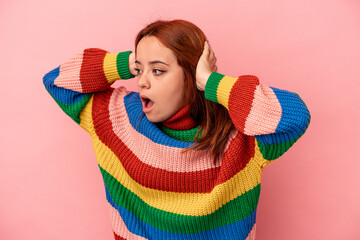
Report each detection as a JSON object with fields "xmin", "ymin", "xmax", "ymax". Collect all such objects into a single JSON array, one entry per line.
[{"xmin": 135, "ymin": 19, "xmax": 235, "ymax": 163}]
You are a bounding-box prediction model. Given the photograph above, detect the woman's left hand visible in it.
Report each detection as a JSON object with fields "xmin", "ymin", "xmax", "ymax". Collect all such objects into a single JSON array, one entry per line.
[{"xmin": 196, "ymin": 41, "xmax": 218, "ymax": 91}]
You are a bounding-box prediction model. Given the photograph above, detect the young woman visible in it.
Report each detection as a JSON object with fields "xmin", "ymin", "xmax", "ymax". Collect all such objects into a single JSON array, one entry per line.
[{"xmin": 43, "ymin": 19, "xmax": 311, "ymax": 240}]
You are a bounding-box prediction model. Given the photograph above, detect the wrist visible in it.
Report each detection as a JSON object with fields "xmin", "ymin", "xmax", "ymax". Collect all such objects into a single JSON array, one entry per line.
[
  {"xmin": 116, "ymin": 51, "xmax": 134, "ymax": 79},
  {"xmin": 203, "ymin": 72, "xmax": 211, "ymax": 85},
  {"xmin": 197, "ymin": 71, "xmax": 212, "ymax": 91},
  {"xmin": 204, "ymin": 72, "xmax": 224, "ymax": 103},
  {"xmin": 103, "ymin": 51, "xmax": 134, "ymax": 82}
]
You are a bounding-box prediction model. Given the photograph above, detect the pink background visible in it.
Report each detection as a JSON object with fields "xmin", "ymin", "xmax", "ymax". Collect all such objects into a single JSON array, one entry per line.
[{"xmin": 1, "ymin": 0, "xmax": 359, "ymax": 239}]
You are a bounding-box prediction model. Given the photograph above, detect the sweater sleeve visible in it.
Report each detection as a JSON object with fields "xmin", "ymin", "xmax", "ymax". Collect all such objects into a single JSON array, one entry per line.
[
  {"xmin": 204, "ymin": 72, "xmax": 311, "ymax": 163},
  {"xmin": 43, "ymin": 48, "xmax": 134, "ymax": 133}
]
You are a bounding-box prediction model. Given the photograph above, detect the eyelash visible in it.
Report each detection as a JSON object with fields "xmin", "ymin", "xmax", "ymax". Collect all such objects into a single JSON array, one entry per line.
[{"xmin": 135, "ymin": 68, "xmax": 165, "ymax": 75}]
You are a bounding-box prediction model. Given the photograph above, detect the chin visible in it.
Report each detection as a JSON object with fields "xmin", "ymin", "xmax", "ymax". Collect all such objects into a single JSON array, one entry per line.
[{"xmin": 145, "ymin": 113, "xmax": 166, "ymax": 123}]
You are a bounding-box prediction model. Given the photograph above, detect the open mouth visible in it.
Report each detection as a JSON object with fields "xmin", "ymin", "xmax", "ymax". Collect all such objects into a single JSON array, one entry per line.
[{"xmin": 140, "ymin": 96, "xmax": 154, "ymax": 112}]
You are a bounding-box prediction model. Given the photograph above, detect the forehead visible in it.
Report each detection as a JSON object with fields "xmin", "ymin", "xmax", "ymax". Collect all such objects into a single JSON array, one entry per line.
[{"xmin": 136, "ymin": 36, "xmax": 177, "ymax": 64}]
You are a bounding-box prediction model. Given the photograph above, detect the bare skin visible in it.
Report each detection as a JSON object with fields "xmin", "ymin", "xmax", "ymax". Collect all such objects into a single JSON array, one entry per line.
[
  {"xmin": 128, "ymin": 38, "xmax": 217, "ymax": 122},
  {"xmin": 195, "ymin": 41, "xmax": 218, "ymax": 91},
  {"xmin": 129, "ymin": 40, "xmax": 217, "ymax": 91}
]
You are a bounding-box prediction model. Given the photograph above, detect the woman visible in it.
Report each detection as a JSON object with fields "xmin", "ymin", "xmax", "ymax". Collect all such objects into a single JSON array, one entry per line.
[{"xmin": 43, "ymin": 19, "xmax": 311, "ymax": 240}]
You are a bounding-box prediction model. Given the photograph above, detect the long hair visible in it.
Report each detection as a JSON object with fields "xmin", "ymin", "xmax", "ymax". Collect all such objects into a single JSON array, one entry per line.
[{"xmin": 135, "ymin": 19, "xmax": 235, "ymax": 163}]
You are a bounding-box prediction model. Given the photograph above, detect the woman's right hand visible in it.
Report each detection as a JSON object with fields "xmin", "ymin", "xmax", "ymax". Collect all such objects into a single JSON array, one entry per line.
[
  {"xmin": 128, "ymin": 52, "xmax": 138, "ymax": 76},
  {"xmin": 196, "ymin": 41, "xmax": 217, "ymax": 91}
]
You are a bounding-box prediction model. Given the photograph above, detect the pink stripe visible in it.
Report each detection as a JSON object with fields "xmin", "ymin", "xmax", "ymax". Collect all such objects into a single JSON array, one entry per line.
[
  {"xmin": 54, "ymin": 50, "xmax": 84, "ymax": 92},
  {"xmin": 108, "ymin": 202, "xmax": 148, "ymax": 240},
  {"xmin": 246, "ymin": 224, "xmax": 256, "ymax": 240},
  {"xmin": 108, "ymin": 87, "xmax": 238, "ymax": 172},
  {"xmin": 244, "ymin": 84, "xmax": 282, "ymax": 135}
]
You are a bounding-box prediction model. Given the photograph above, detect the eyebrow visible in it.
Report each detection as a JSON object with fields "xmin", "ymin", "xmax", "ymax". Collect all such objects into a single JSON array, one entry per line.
[{"xmin": 135, "ymin": 60, "xmax": 170, "ymax": 66}]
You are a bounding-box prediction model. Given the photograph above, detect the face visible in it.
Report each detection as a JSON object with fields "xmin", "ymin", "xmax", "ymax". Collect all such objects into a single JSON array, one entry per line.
[{"xmin": 135, "ymin": 36, "xmax": 187, "ymax": 122}]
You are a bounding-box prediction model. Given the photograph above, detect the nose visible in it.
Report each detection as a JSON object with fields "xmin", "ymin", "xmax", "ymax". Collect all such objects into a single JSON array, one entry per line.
[{"xmin": 137, "ymin": 71, "xmax": 151, "ymax": 89}]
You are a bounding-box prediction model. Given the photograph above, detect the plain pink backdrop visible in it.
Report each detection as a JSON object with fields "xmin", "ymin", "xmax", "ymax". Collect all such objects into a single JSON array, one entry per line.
[{"xmin": 1, "ymin": 0, "xmax": 359, "ymax": 239}]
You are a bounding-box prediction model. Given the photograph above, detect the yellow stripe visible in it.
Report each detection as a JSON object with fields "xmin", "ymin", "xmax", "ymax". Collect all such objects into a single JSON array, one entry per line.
[
  {"xmin": 216, "ymin": 76, "xmax": 238, "ymax": 109},
  {"xmin": 103, "ymin": 53, "xmax": 120, "ymax": 83},
  {"xmin": 79, "ymin": 95, "xmax": 94, "ymax": 134},
  {"xmin": 92, "ymin": 134, "xmax": 263, "ymax": 216},
  {"xmin": 79, "ymin": 96, "xmax": 265, "ymax": 216}
]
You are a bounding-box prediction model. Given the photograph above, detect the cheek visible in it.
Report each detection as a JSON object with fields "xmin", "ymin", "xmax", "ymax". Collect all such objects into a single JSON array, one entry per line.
[
  {"xmin": 158, "ymin": 88, "xmax": 182, "ymax": 106},
  {"xmin": 155, "ymin": 72, "xmax": 186, "ymax": 106},
  {"xmin": 166, "ymin": 83, "xmax": 185, "ymax": 103}
]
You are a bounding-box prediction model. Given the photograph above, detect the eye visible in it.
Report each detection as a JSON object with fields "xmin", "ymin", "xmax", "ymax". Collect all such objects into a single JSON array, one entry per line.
[
  {"xmin": 153, "ymin": 69, "xmax": 165, "ymax": 75},
  {"xmin": 134, "ymin": 68, "xmax": 142, "ymax": 75}
]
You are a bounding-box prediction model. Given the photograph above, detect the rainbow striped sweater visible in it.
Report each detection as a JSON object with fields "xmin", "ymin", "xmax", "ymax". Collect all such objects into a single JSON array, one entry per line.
[{"xmin": 43, "ymin": 48, "xmax": 311, "ymax": 240}]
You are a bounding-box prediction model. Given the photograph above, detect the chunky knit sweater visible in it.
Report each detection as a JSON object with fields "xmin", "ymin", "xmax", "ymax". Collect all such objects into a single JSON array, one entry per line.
[{"xmin": 43, "ymin": 48, "xmax": 311, "ymax": 240}]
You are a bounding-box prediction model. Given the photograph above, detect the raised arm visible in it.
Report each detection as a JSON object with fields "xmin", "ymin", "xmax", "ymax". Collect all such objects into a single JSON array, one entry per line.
[
  {"xmin": 204, "ymin": 72, "xmax": 311, "ymax": 162},
  {"xmin": 196, "ymin": 41, "xmax": 310, "ymax": 163},
  {"xmin": 43, "ymin": 48, "xmax": 135, "ymax": 132}
]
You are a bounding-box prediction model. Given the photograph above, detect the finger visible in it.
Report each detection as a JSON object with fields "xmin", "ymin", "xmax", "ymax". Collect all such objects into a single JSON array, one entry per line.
[
  {"xmin": 212, "ymin": 59, "xmax": 217, "ymax": 66},
  {"xmin": 208, "ymin": 46, "xmax": 215, "ymax": 59},
  {"xmin": 209, "ymin": 50, "xmax": 215, "ymax": 59},
  {"xmin": 212, "ymin": 64, "xmax": 217, "ymax": 72},
  {"xmin": 203, "ymin": 41, "xmax": 210, "ymax": 56}
]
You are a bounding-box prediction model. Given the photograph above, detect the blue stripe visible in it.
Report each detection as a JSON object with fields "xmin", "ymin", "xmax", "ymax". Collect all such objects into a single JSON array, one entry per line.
[
  {"xmin": 255, "ymin": 87, "xmax": 310, "ymax": 146},
  {"xmin": 124, "ymin": 92, "xmax": 195, "ymax": 149},
  {"xmin": 255, "ymin": 130, "xmax": 299, "ymax": 146},
  {"xmin": 43, "ymin": 66, "xmax": 88, "ymax": 105},
  {"xmin": 105, "ymin": 185, "xmax": 256, "ymax": 240}
]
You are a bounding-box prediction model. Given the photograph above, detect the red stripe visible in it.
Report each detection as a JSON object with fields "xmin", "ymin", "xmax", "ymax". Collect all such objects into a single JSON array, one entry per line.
[
  {"xmin": 92, "ymin": 90, "xmax": 255, "ymax": 193},
  {"xmin": 113, "ymin": 232, "xmax": 128, "ymax": 240},
  {"xmin": 228, "ymin": 75, "xmax": 259, "ymax": 132},
  {"xmin": 80, "ymin": 48, "xmax": 111, "ymax": 93},
  {"xmin": 162, "ymin": 104, "xmax": 197, "ymax": 130}
]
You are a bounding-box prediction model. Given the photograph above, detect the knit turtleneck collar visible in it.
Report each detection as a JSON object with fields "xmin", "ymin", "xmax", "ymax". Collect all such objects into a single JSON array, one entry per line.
[
  {"xmin": 161, "ymin": 104, "xmax": 197, "ymax": 130},
  {"xmin": 160, "ymin": 104, "xmax": 202, "ymax": 142}
]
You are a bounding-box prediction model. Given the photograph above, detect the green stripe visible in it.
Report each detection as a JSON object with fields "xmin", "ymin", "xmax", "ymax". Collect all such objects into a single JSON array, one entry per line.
[
  {"xmin": 100, "ymin": 166, "xmax": 260, "ymax": 234},
  {"xmin": 160, "ymin": 126, "xmax": 202, "ymax": 142},
  {"xmin": 116, "ymin": 51, "xmax": 134, "ymax": 80},
  {"xmin": 256, "ymin": 133, "xmax": 303, "ymax": 160},
  {"xmin": 204, "ymin": 72, "xmax": 225, "ymax": 103},
  {"xmin": 46, "ymin": 89, "xmax": 92, "ymax": 124}
]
